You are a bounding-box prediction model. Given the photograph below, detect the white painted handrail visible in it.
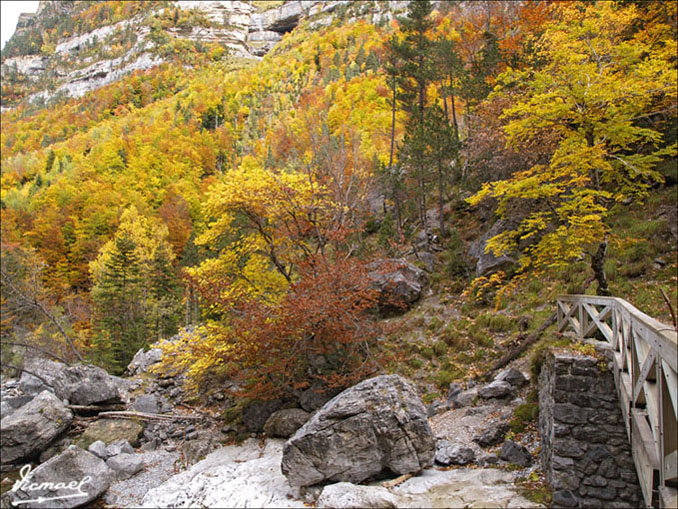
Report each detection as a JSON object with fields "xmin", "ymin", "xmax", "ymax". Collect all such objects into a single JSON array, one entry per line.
[{"xmin": 557, "ymin": 295, "xmax": 677, "ymax": 509}]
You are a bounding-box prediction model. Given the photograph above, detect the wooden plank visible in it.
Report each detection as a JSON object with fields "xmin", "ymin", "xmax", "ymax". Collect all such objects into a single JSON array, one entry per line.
[
  {"xmin": 665, "ymin": 450, "xmax": 677, "ymax": 483},
  {"xmin": 619, "ymin": 372, "xmax": 633, "ymax": 441},
  {"xmin": 633, "ymin": 351, "xmax": 657, "ymax": 404},
  {"xmin": 661, "ymin": 359, "xmax": 678, "ymax": 421},
  {"xmin": 631, "ymin": 409, "xmax": 660, "ymax": 508},
  {"xmin": 659, "ymin": 486, "xmax": 677, "ymax": 509},
  {"xmin": 644, "ymin": 380, "xmax": 660, "ymax": 444}
]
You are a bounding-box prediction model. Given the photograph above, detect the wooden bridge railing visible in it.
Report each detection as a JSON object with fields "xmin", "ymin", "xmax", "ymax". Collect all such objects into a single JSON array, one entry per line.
[{"xmin": 557, "ymin": 295, "xmax": 677, "ymax": 509}]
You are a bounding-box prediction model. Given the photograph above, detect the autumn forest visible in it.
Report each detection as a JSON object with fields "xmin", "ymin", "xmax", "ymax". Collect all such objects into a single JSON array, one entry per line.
[{"xmin": 1, "ymin": 0, "xmax": 676, "ymax": 405}]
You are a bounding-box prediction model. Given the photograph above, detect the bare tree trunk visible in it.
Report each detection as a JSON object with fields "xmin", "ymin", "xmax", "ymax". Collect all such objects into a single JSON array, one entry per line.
[
  {"xmin": 438, "ymin": 162, "xmax": 446, "ymax": 237},
  {"xmin": 450, "ymin": 89, "xmax": 459, "ymax": 142}
]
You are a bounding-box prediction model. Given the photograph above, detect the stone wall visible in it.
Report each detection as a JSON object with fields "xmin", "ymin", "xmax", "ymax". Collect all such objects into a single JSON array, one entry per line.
[{"xmin": 538, "ymin": 350, "xmax": 642, "ymax": 508}]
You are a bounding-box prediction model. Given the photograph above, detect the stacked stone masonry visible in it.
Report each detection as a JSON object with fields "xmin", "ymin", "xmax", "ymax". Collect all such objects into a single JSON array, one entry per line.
[{"xmin": 539, "ymin": 351, "xmax": 643, "ymax": 508}]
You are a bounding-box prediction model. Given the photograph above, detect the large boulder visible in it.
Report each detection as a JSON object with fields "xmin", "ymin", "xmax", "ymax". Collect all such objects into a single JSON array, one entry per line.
[
  {"xmin": 4, "ymin": 446, "xmax": 113, "ymax": 508},
  {"xmin": 281, "ymin": 374, "xmax": 435, "ymax": 487},
  {"xmin": 19, "ymin": 359, "xmax": 65, "ymax": 395},
  {"xmin": 468, "ymin": 220, "xmax": 517, "ymax": 276},
  {"xmin": 52, "ymin": 364, "xmax": 121, "ymax": 406},
  {"xmin": 76, "ymin": 419, "xmax": 144, "ymax": 449},
  {"xmin": 368, "ymin": 259, "xmax": 428, "ymax": 315},
  {"xmin": 1, "ymin": 390, "xmax": 73, "ymax": 464}
]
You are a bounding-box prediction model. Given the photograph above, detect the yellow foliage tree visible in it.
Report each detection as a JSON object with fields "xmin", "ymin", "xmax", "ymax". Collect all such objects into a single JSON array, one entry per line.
[{"xmin": 468, "ymin": 1, "xmax": 677, "ymax": 297}]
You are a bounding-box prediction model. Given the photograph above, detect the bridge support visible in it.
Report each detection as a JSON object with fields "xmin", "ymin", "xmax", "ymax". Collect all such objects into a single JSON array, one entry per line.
[{"xmin": 556, "ymin": 295, "xmax": 677, "ymax": 508}]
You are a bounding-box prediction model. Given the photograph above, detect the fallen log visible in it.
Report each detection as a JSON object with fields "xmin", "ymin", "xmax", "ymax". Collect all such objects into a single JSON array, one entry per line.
[
  {"xmin": 481, "ymin": 312, "xmax": 557, "ymax": 381},
  {"xmin": 382, "ymin": 473, "xmax": 414, "ymax": 488},
  {"xmin": 97, "ymin": 410, "xmax": 203, "ymax": 421},
  {"xmin": 66, "ymin": 403, "xmax": 125, "ymax": 414}
]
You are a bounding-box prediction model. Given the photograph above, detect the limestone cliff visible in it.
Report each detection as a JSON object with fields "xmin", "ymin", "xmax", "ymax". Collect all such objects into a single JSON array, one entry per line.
[{"xmin": 1, "ymin": 0, "xmax": 412, "ymax": 110}]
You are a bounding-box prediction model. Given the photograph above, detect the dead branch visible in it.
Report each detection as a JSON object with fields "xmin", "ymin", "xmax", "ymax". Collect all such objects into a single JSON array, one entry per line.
[
  {"xmin": 97, "ymin": 410, "xmax": 203, "ymax": 422},
  {"xmin": 65, "ymin": 403, "xmax": 125, "ymax": 414},
  {"xmin": 382, "ymin": 473, "xmax": 414, "ymax": 488},
  {"xmin": 660, "ymin": 287, "xmax": 677, "ymax": 331}
]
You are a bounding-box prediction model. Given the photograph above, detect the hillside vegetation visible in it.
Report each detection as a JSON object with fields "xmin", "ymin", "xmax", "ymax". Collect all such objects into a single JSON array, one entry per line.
[{"xmin": 1, "ymin": 1, "xmax": 676, "ymax": 406}]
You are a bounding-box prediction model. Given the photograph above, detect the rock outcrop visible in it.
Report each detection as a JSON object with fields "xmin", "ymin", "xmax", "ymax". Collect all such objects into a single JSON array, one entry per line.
[
  {"xmin": 3, "ymin": 0, "xmax": 416, "ymax": 110},
  {"xmin": 281, "ymin": 374, "xmax": 435, "ymax": 487},
  {"xmin": 0, "ymin": 390, "xmax": 73, "ymax": 464},
  {"xmin": 468, "ymin": 220, "xmax": 518, "ymax": 276}
]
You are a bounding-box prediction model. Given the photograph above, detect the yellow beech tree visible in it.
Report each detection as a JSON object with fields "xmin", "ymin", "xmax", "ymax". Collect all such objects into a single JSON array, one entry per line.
[{"xmin": 468, "ymin": 1, "xmax": 677, "ymax": 296}]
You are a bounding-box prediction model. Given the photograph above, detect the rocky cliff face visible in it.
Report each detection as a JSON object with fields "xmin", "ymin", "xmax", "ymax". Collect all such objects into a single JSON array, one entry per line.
[{"xmin": 1, "ymin": 0, "xmax": 412, "ymax": 111}]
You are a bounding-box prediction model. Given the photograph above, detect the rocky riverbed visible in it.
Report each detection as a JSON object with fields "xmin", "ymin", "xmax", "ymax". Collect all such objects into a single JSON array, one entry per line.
[{"xmin": 1, "ymin": 328, "xmax": 544, "ymax": 508}]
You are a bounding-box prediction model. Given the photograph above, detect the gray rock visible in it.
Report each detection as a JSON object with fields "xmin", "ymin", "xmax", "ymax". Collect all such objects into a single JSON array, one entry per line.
[
  {"xmin": 474, "ymin": 421, "xmax": 509, "ymax": 447},
  {"xmin": 453, "ymin": 387, "xmax": 478, "ymax": 408},
  {"xmin": 478, "ymin": 380, "xmax": 513, "ymax": 399},
  {"xmin": 317, "ymin": 482, "xmax": 397, "ymax": 508},
  {"xmin": 468, "ymin": 220, "xmax": 517, "ymax": 276},
  {"xmin": 106, "ymin": 453, "xmax": 144, "ymax": 480},
  {"xmin": 264, "ymin": 408, "xmax": 311, "ymax": 438},
  {"xmin": 140, "ymin": 438, "xmax": 160, "ymax": 452},
  {"xmin": 5, "ymin": 445, "xmax": 113, "ymax": 508},
  {"xmin": 435, "ymin": 441, "xmax": 475, "ymax": 466},
  {"xmin": 242, "ymin": 399, "xmax": 284, "ymax": 433},
  {"xmin": 552, "ymin": 490, "xmax": 579, "ymax": 507},
  {"xmin": 131, "ymin": 394, "xmax": 168, "ymax": 414},
  {"xmin": 19, "ymin": 359, "xmax": 65, "ymax": 395},
  {"xmin": 51, "ymin": 364, "xmax": 121, "ymax": 405},
  {"xmin": 368, "ymin": 259, "xmax": 428, "ymax": 315},
  {"xmin": 76, "ymin": 419, "xmax": 143, "ymax": 449},
  {"xmin": 0, "ymin": 390, "xmax": 73, "ymax": 464},
  {"xmin": 500, "ymin": 440, "xmax": 532, "ymax": 467},
  {"xmin": 127, "ymin": 347, "xmax": 163, "ymax": 375},
  {"xmin": 495, "ymin": 368, "xmax": 529, "ymax": 388},
  {"xmin": 478, "ymin": 453, "xmax": 499, "ymax": 466},
  {"xmin": 181, "ymin": 431, "xmax": 216, "ymax": 465},
  {"xmin": 427, "ymin": 401, "xmax": 447, "ymax": 417},
  {"xmin": 0, "ymin": 395, "xmax": 34, "ymax": 419},
  {"xmin": 282, "ymin": 374, "xmax": 435, "ymax": 487},
  {"xmin": 88, "ymin": 440, "xmax": 109, "ymax": 459},
  {"xmin": 106, "ymin": 439, "xmax": 135, "ymax": 456}
]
